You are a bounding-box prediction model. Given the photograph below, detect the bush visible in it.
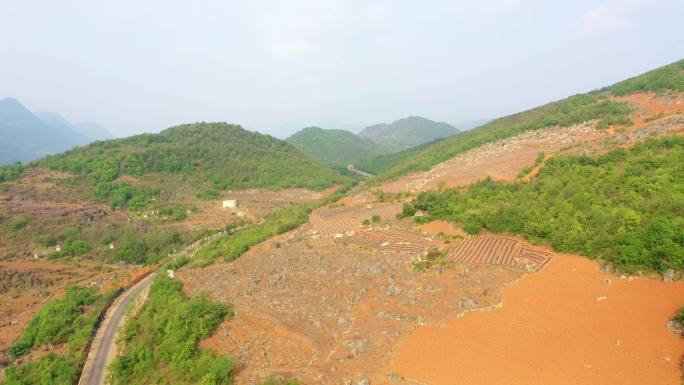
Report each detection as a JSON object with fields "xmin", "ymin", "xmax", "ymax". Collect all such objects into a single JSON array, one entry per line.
[
  {"xmin": 6, "ymin": 216, "xmax": 28, "ymax": 231},
  {"xmin": 673, "ymin": 306, "xmax": 684, "ymax": 324},
  {"xmin": 158, "ymin": 204, "xmax": 188, "ymax": 221},
  {"xmin": 0, "ymin": 162, "xmax": 24, "ymax": 183},
  {"xmin": 2, "ymin": 353, "xmax": 79, "ymax": 385},
  {"xmin": 37, "ymin": 234, "xmax": 57, "ymax": 247},
  {"xmin": 9, "ymin": 286, "xmax": 98, "ymax": 358}
]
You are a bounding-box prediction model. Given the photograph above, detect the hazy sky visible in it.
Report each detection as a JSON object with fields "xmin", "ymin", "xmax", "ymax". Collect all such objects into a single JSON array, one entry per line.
[{"xmin": 1, "ymin": 0, "xmax": 683, "ymax": 138}]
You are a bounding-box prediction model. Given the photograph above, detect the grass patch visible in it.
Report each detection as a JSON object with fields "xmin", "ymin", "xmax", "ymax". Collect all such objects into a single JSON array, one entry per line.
[{"xmin": 6, "ymin": 216, "xmax": 28, "ymax": 232}]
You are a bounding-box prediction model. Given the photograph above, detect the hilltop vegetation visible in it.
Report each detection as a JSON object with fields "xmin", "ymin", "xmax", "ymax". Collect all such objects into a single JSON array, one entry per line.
[
  {"xmin": 360, "ymin": 116, "xmax": 460, "ymax": 150},
  {"xmin": 373, "ymin": 59, "xmax": 684, "ymax": 182},
  {"xmin": 607, "ymin": 59, "xmax": 684, "ymax": 96},
  {"xmin": 39, "ymin": 122, "xmax": 343, "ymax": 191},
  {"xmin": 286, "ymin": 127, "xmax": 390, "ymax": 171},
  {"xmin": 402, "ymin": 137, "xmax": 684, "ymax": 273}
]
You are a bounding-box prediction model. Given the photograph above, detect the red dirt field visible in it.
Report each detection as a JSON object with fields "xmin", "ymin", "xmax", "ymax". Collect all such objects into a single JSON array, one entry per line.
[
  {"xmin": 393, "ymin": 253, "xmax": 684, "ymax": 385},
  {"xmin": 417, "ymin": 220, "xmax": 466, "ymax": 237}
]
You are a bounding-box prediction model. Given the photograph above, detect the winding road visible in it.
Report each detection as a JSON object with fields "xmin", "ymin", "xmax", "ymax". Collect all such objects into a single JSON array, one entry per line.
[
  {"xmin": 346, "ymin": 164, "xmax": 373, "ymax": 177},
  {"xmin": 78, "ymin": 272, "xmax": 157, "ymax": 385}
]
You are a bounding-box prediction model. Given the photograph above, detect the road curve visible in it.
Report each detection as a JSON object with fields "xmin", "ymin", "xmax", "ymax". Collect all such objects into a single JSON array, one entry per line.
[
  {"xmin": 346, "ymin": 164, "xmax": 373, "ymax": 177},
  {"xmin": 78, "ymin": 272, "xmax": 157, "ymax": 385}
]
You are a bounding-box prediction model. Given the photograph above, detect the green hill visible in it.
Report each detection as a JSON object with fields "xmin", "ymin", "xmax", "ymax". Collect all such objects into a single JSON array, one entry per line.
[
  {"xmin": 286, "ymin": 126, "xmax": 390, "ymax": 171},
  {"xmin": 373, "ymin": 59, "xmax": 684, "ymax": 180},
  {"xmin": 35, "ymin": 122, "xmax": 346, "ymax": 206},
  {"xmin": 359, "ymin": 116, "xmax": 460, "ymax": 150}
]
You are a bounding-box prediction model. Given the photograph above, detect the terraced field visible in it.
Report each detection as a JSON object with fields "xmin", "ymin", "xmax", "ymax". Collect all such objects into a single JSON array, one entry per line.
[
  {"xmin": 448, "ymin": 237, "xmax": 551, "ymax": 271},
  {"xmin": 309, "ymin": 203, "xmax": 403, "ymax": 236},
  {"xmin": 347, "ymin": 229, "xmax": 442, "ymax": 254},
  {"xmin": 306, "ymin": 203, "xmax": 443, "ymax": 254}
]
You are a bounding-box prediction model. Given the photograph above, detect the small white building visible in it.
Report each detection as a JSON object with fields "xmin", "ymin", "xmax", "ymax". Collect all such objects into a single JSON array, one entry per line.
[{"xmin": 222, "ymin": 199, "xmax": 238, "ymax": 208}]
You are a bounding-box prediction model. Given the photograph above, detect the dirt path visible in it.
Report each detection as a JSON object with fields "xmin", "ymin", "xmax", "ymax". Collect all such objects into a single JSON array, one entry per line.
[
  {"xmin": 393, "ymin": 254, "xmax": 684, "ymax": 385},
  {"xmin": 78, "ymin": 272, "xmax": 157, "ymax": 385}
]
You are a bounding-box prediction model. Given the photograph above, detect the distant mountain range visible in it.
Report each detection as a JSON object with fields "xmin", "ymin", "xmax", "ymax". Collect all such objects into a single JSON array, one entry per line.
[
  {"xmin": 359, "ymin": 116, "xmax": 461, "ymax": 149},
  {"xmin": 0, "ymin": 97, "xmax": 113, "ymax": 165},
  {"xmin": 287, "ymin": 116, "xmax": 467, "ymax": 172}
]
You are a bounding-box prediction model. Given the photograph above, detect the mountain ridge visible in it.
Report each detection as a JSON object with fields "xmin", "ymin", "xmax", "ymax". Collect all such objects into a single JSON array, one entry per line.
[{"xmin": 359, "ymin": 116, "xmax": 460, "ymax": 149}]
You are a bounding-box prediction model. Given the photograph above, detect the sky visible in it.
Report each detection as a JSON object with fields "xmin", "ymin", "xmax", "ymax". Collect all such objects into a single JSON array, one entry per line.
[{"xmin": 1, "ymin": 0, "xmax": 683, "ymax": 138}]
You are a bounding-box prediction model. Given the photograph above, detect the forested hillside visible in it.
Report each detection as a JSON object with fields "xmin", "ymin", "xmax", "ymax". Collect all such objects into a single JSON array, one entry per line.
[
  {"xmin": 286, "ymin": 126, "xmax": 390, "ymax": 171},
  {"xmin": 402, "ymin": 137, "xmax": 684, "ymax": 273},
  {"xmin": 372, "ymin": 59, "xmax": 684, "ymax": 180},
  {"xmin": 35, "ymin": 122, "xmax": 345, "ymax": 204}
]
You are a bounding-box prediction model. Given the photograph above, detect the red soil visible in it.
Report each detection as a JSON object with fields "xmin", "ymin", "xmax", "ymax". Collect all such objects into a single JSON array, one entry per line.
[
  {"xmin": 417, "ymin": 220, "xmax": 466, "ymax": 237},
  {"xmin": 394, "ymin": 254, "xmax": 684, "ymax": 385}
]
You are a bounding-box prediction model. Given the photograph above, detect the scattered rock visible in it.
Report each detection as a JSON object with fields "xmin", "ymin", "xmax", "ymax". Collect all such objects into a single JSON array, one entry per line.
[
  {"xmin": 602, "ymin": 279, "xmax": 613, "ymax": 285},
  {"xmin": 387, "ymin": 284, "xmax": 402, "ymax": 296},
  {"xmin": 667, "ymin": 320, "xmax": 684, "ymax": 336},
  {"xmin": 663, "ymin": 269, "xmax": 675, "ymax": 282},
  {"xmin": 460, "ymin": 297, "xmax": 478, "ymax": 309}
]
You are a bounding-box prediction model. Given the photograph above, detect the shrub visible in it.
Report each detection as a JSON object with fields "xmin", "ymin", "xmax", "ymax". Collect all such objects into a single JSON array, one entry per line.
[
  {"xmin": 2, "ymin": 353, "xmax": 79, "ymax": 385},
  {"xmin": 0, "ymin": 162, "xmax": 24, "ymax": 183},
  {"xmin": 9, "ymin": 286, "xmax": 98, "ymax": 359},
  {"xmin": 38, "ymin": 234, "xmax": 57, "ymax": 247},
  {"xmin": 158, "ymin": 204, "xmax": 188, "ymax": 221},
  {"xmin": 6, "ymin": 216, "xmax": 28, "ymax": 231}
]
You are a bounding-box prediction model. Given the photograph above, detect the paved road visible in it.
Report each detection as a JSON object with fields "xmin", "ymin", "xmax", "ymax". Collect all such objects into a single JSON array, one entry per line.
[
  {"xmin": 346, "ymin": 164, "xmax": 373, "ymax": 177},
  {"xmin": 78, "ymin": 272, "xmax": 157, "ymax": 385}
]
